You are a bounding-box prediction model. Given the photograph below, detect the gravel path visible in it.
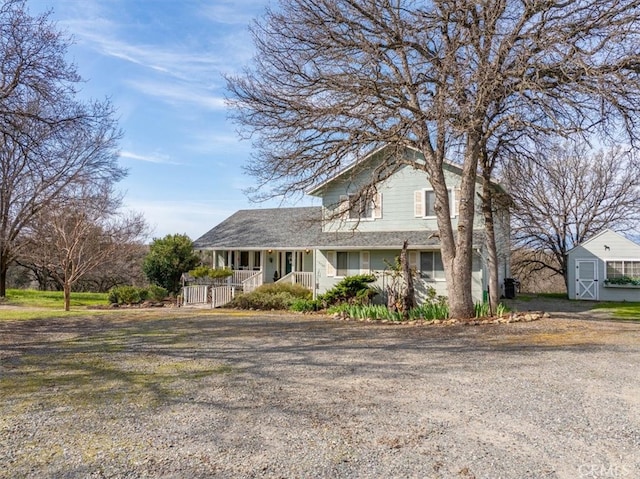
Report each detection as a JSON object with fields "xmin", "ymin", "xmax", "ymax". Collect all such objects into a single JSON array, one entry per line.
[{"xmin": 1, "ymin": 310, "xmax": 639, "ymax": 479}]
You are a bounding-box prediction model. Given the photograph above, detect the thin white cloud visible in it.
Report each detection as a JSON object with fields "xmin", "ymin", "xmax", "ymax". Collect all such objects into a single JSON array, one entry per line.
[
  {"xmin": 63, "ymin": 11, "xmax": 251, "ymax": 81},
  {"xmin": 124, "ymin": 78, "xmax": 226, "ymax": 111},
  {"xmin": 74, "ymin": 27, "xmax": 217, "ymax": 79},
  {"xmin": 119, "ymin": 151, "xmax": 181, "ymax": 165},
  {"xmin": 123, "ymin": 199, "xmax": 241, "ymax": 240}
]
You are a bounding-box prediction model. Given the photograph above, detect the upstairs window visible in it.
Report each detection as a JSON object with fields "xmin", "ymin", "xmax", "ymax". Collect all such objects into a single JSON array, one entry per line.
[
  {"xmin": 340, "ymin": 193, "xmax": 382, "ymax": 220},
  {"xmin": 414, "ymin": 188, "xmax": 458, "ymax": 218}
]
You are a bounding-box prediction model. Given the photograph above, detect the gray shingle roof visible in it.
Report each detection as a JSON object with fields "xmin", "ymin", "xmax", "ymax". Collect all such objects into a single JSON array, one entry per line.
[
  {"xmin": 194, "ymin": 207, "xmax": 484, "ymax": 250},
  {"xmin": 194, "ymin": 207, "xmax": 322, "ymax": 249}
]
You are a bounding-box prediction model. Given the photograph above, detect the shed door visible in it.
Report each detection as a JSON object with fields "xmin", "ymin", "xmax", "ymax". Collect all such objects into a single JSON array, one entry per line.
[{"xmin": 575, "ymin": 259, "xmax": 598, "ymax": 300}]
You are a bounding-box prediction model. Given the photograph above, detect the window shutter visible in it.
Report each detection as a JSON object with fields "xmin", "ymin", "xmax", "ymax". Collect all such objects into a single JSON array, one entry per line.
[
  {"xmin": 339, "ymin": 195, "xmax": 349, "ymax": 218},
  {"xmin": 374, "ymin": 193, "xmax": 382, "ymax": 219},
  {"xmin": 414, "ymin": 191, "xmax": 423, "ymax": 217},
  {"xmin": 408, "ymin": 251, "xmax": 418, "ymax": 271},
  {"xmin": 326, "ymin": 251, "xmax": 336, "ymax": 277},
  {"xmin": 360, "ymin": 251, "xmax": 370, "ymax": 273}
]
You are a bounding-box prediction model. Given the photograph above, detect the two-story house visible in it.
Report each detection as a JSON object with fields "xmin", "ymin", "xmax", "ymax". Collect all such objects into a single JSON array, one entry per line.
[{"xmin": 193, "ymin": 146, "xmax": 511, "ymax": 304}]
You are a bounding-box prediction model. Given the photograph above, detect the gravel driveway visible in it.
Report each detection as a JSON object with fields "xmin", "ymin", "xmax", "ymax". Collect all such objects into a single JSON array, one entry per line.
[{"xmin": 1, "ymin": 309, "xmax": 639, "ymax": 479}]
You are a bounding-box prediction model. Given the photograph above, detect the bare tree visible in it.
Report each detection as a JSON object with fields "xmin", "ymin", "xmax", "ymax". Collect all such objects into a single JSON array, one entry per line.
[
  {"xmin": 0, "ymin": 0, "xmax": 126, "ymax": 297},
  {"xmin": 21, "ymin": 186, "xmax": 148, "ymax": 311},
  {"xmin": 227, "ymin": 0, "xmax": 640, "ymax": 318},
  {"xmin": 0, "ymin": 104, "xmax": 124, "ymax": 297},
  {"xmin": 14, "ymin": 242, "xmax": 148, "ymax": 292},
  {"xmin": 0, "ymin": 1, "xmax": 81, "ymax": 131},
  {"xmin": 505, "ymin": 142, "xmax": 640, "ymax": 292}
]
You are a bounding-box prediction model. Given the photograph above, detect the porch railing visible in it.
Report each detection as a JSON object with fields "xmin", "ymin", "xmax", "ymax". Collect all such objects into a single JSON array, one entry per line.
[
  {"xmin": 182, "ymin": 285, "xmax": 235, "ymax": 308},
  {"xmin": 242, "ymin": 271, "xmax": 263, "ymax": 293},
  {"xmin": 277, "ymin": 271, "xmax": 314, "ymax": 290},
  {"xmin": 231, "ymin": 269, "xmax": 260, "ymax": 286}
]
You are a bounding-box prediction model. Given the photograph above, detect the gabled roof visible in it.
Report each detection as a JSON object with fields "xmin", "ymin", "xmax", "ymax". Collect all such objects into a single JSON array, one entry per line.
[
  {"xmin": 306, "ymin": 144, "xmax": 395, "ymax": 196},
  {"xmin": 306, "ymin": 144, "xmax": 506, "ymax": 196},
  {"xmin": 193, "ymin": 206, "xmax": 484, "ymax": 250}
]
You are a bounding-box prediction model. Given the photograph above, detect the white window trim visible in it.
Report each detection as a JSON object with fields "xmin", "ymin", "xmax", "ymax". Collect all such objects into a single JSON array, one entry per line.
[
  {"xmin": 604, "ymin": 259, "xmax": 640, "ymax": 280},
  {"xmin": 326, "ymin": 251, "xmax": 336, "ymax": 277},
  {"xmin": 360, "ymin": 251, "xmax": 370, "ymax": 274},
  {"xmin": 415, "ymin": 188, "xmax": 457, "ymax": 219}
]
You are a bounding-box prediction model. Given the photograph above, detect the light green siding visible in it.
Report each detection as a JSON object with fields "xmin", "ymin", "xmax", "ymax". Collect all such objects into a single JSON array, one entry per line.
[
  {"xmin": 319, "ymin": 161, "xmax": 491, "ymax": 234},
  {"xmin": 317, "ymin": 248, "xmax": 485, "ymax": 304}
]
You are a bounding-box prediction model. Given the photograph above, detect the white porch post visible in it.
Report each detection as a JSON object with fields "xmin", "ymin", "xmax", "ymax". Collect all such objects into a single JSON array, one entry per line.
[{"xmin": 312, "ymin": 249, "xmax": 317, "ymax": 299}]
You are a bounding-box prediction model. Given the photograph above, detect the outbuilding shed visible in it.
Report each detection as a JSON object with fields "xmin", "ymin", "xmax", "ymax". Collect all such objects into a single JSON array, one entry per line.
[{"xmin": 567, "ymin": 229, "xmax": 640, "ymax": 301}]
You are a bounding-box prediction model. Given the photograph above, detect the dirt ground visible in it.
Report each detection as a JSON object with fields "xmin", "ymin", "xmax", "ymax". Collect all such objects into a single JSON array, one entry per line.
[{"xmin": 1, "ymin": 307, "xmax": 639, "ymax": 478}]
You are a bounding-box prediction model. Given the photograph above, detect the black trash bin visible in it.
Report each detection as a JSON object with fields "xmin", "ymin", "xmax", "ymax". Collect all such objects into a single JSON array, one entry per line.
[{"xmin": 504, "ymin": 278, "xmax": 518, "ymax": 299}]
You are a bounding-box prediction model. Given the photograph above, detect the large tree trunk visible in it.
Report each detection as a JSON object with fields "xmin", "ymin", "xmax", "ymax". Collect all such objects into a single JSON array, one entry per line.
[
  {"xmin": 481, "ymin": 173, "xmax": 499, "ymax": 315},
  {"xmin": 400, "ymin": 240, "xmax": 415, "ymax": 319},
  {"xmin": 63, "ymin": 281, "xmax": 71, "ymax": 311},
  {"xmin": 434, "ymin": 134, "xmax": 480, "ymax": 319},
  {"xmin": 427, "ymin": 150, "xmax": 477, "ymax": 318}
]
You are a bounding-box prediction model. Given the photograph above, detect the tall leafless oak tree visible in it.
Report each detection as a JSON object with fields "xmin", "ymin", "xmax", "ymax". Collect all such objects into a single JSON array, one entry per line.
[
  {"xmin": 0, "ymin": 1, "xmax": 126, "ymax": 297},
  {"xmin": 227, "ymin": 0, "xmax": 640, "ymax": 318}
]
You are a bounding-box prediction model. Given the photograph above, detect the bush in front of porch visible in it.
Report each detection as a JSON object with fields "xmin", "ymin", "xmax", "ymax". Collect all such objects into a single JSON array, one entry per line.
[
  {"xmin": 289, "ymin": 274, "xmax": 378, "ymax": 313},
  {"xmin": 228, "ymin": 283, "xmax": 311, "ymax": 310}
]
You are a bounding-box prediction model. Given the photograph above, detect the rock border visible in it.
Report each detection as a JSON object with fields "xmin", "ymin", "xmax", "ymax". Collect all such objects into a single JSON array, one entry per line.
[{"xmin": 332, "ymin": 311, "xmax": 549, "ymax": 326}]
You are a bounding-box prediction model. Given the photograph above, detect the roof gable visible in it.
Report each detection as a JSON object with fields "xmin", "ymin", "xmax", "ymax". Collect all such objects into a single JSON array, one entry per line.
[
  {"xmin": 567, "ymin": 229, "xmax": 640, "ymax": 256},
  {"xmin": 306, "ymin": 144, "xmax": 504, "ymax": 196}
]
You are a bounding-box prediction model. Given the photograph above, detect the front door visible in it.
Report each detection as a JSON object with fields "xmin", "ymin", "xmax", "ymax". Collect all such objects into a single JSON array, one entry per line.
[
  {"xmin": 285, "ymin": 251, "xmax": 293, "ymax": 275},
  {"xmin": 576, "ymin": 259, "xmax": 598, "ymax": 300}
]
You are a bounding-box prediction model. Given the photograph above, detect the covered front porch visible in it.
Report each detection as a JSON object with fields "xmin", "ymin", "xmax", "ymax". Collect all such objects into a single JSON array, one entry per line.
[{"xmin": 208, "ymin": 248, "xmax": 314, "ymax": 293}]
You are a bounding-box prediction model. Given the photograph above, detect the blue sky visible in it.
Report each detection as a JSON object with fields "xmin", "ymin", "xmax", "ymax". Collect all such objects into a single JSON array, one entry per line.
[{"xmin": 28, "ymin": 0, "xmax": 315, "ymax": 241}]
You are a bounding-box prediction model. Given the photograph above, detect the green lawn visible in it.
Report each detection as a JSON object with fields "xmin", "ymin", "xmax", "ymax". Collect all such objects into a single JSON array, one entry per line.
[
  {"xmin": 2, "ymin": 289, "xmax": 109, "ymax": 308},
  {"xmin": 593, "ymin": 301, "xmax": 640, "ymax": 319}
]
